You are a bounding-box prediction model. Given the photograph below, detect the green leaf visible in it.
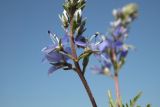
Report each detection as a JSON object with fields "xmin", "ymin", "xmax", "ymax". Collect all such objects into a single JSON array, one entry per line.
[
  {"xmin": 63, "ymin": 3, "xmax": 70, "ymax": 15},
  {"xmin": 130, "ymin": 92, "xmax": 142, "ymax": 107},
  {"xmin": 77, "ymin": 12, "xmax": 82, "ymax": 26},
  {"xmin": 108, "ymin": 90, "xmax": 116, "ymax": 107},
  {"xmin": 76, "ymin": 18, "xmax": 86, "ymax": 37},
  {"xmin": 72, "ymin": 19, "xmax": 78, "ymax": 33},
  {"xmin": 78, "ymin": 49, "xmax": 92, "ymax": 61},
  {"xmin": 119, "ymin": 57, "xmax": 125, "ymax": 68},
  {"xmin": 77, "ymin": 0, "xmax": 86, "ymax": 10},
  {"xmin": 126, "ymin": 103, "xmax": 129, "ymax": 107},
  {"xmin": 82, "ymin": 54, "xmax": 89, "ymax": 75},
  {"xmin": 146, "ymin": 104, "xmax": 151, "ymax": 107}
]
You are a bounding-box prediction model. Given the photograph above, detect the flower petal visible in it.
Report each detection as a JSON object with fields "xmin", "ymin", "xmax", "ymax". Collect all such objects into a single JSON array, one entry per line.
[
  {"xmin": 41, "ymin": 45, "xmax": 56, "ymax": 54},
  {"xmin": 101, "ymin": 54, "xmax": 112, "ymax": 68},
  {"xmin": 88, "ymin": 43, "xmax": 98, "ymax": 51},
  {"xmin": 113, "ymin": 26, "xmax": 122, "ymax": 37},
  {"xmin": 98, "ymin": 40, "xmax": 110, "ymax": 52},
  {"xmin": 75, "ymin": 40, "xmax": 87, "ymax": 47},
  {"xmin": 91, "ymin": 66, "xmax": 103, "ymax": 74},
  {"xmin": 48, "ymin": 66, "xmax": 61, "ymax": 76},
  {"xmin": 120, "ymin": 49, "xmax": 128, "ymax": 58},
  {"xmin": 62, "ymin": 34, "xmax": 69, "ymax": 44}
]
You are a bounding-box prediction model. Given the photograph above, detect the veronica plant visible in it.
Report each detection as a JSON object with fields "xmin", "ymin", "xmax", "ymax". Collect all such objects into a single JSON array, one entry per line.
[
  {"xmin": 42, "ymin": 0, "xmax": 97, "ymax": 107},
  {"xmin": 42, "ymin": 1, "xmax": 150, "ymax": 107}
]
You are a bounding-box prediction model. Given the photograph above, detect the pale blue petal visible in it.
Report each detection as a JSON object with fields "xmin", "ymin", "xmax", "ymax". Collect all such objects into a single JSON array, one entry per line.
[
  {"xmin": 91, "ymin": 66, "xmax": 103, "ymax": 74},
  {"xmin": 48, "ymin": 66, "xmax": 61, "ymax": 75},
  {"xmin": 98, "ymin": 40, "xmax": 110, "ymax": 52},
  {"xmin": 75, "ymin": 41, "xmax": 87, "ymax": 47}
]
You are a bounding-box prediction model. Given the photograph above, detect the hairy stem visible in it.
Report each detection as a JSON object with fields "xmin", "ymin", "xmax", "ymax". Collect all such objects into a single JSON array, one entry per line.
[
  {"xmin": 69, "ymin": 17, "xmax": 97, "ymax": 107},
  {"xmin": 69, "ymin": 17, "xmax": 77, "ymax": 59},
  {"xmin": 114, "ymin": 73, "xmax": 121, "ymax": 107},
  {"xmin": 75, "ymin": 62, "xmax": 97, "ymax": 107}
]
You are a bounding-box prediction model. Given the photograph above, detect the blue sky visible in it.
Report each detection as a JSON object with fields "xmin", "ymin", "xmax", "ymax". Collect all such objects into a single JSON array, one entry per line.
[{"xmin": 0, "ymin": 0, "xmax": 160, "ymax": 107}]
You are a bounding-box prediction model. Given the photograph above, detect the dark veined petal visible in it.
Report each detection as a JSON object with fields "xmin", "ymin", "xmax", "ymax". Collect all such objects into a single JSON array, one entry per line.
[{"xmin": 48, "ymin": 66, "xmax": 61, "ymax": 76}]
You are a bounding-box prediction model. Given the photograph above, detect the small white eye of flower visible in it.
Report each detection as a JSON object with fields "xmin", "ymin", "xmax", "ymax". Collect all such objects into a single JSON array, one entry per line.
[{"xmin": 103, "ymin": 67, "xmax": 110, "ymax": 76}]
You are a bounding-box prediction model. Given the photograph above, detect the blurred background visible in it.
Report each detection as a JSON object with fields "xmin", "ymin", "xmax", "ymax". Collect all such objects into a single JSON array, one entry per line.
[{"xmin": 0, "ymin": 0, "xmax": 160, "ymax": 107}]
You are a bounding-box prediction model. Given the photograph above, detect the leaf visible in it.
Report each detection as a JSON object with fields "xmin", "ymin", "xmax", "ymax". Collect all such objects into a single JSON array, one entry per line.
[
  {"xmin": 108, "ymin": 90, "xmax": 116, "ymax": 107},
  {"xmin": 119, "ymin": 57, "xmax": 125, "ymax": 69},
  {"xmin": 126, "ymin": 103, "xmax": 129, "ymax": 107},
  {"xmin": 63, "ymin": 3, "xmax": 70, "ymax": 15},
  {"xmin": 76, "ymin": 18, "xmax": 86, "ymax": 37},
  {"xmin": 77, "ymin": 0, "xmax": 86, "ymax": 10},
  {"xmin": 82, "ymin": 55, "xmax": 89, "ymax": 75},
  {"xmin": 146, "ymin": 104, "xmax": 151, "ymax": 107},
  {"xmin": 78, "ymin": 49, "xmax": 92, "ymax": 61},
  {"xmin": 76, "ymin": 12, "xmax": 82, "ymax": 26},
  {"xmin": 130, "ymin": 92, "xmax": 142, "ymax": 107},
  {"xmin": 72, "ymin": 19, "xmax": 78, "ymax": 33}
]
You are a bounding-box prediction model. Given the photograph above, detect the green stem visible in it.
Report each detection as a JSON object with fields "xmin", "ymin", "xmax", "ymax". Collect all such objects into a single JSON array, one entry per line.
[{"xmin": 69, "ymin": 17, "xmax": 97, "ymax": 107}]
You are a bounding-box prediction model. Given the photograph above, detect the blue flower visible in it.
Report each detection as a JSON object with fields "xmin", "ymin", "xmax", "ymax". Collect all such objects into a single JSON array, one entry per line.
[
  {"xmin": 74, "ymin": 32, "xmax": 103, "ymax": 51},
  {"xmin": 42, "ymin": 31, "xmax": 71, "ymax": 75}
]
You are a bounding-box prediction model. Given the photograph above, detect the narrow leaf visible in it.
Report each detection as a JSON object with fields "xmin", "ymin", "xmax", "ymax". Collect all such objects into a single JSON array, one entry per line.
[{"xmin": 82, "ymin": 55, "xmax": 89, "ymax": 75}]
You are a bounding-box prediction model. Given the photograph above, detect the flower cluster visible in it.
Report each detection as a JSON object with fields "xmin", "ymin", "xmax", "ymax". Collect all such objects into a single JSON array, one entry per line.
[
  {"xmin": 59, "ymin": 0, "xmax": 87, "ymax": 41},
  {"xmin": 91, "ymin": 3, "xmax": 138, "ymax": 76}
]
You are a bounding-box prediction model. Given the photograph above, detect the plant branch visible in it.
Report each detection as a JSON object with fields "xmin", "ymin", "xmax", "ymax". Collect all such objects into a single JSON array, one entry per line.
[{"xmin": 69, "ymin": 17, "xmax": 97, "ymax": 107}]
